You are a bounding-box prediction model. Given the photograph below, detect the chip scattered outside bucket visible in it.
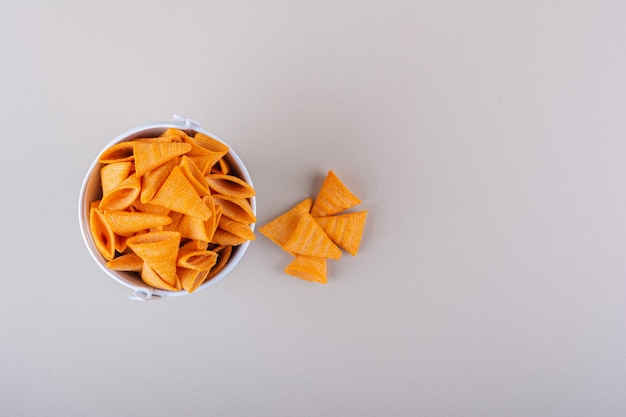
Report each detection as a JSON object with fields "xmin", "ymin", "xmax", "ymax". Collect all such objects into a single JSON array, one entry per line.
[
  {"xmin": 315, "ymin": 211, "xmax": 368, "ymax": 256},
  {"xmin": 283, "ymin": 213, "xmax": 342, "ymax": 260},
  {"xmin": 259, "ymin": 170, "xmax": 366, "ymax": 283},
  {"xmin": 310, "ymin": 170, "xmax": 361, "ymax": 217},
  {"xmin": 258, "ymin": 198, "xmax": 312, "ymax": 248}
]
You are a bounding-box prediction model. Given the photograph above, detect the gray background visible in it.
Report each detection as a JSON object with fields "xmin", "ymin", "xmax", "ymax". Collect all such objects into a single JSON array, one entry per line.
[{"xmin": 1, "ymin": 1, "xmax": 625, "ymax": 416}]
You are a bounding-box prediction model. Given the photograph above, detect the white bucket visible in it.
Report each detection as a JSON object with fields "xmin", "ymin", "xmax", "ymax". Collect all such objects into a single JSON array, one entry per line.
[{"xmin": 78, "ymin": 115, "xmax": 256, "ymax": 301}]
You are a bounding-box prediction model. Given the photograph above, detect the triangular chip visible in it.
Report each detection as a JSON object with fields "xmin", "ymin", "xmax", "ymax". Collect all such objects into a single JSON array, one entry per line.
[
  {"xmin": 310, "ymin": 170, "xmax": 361, "ymax": 217},
  {"xmin": 210, "ymin": 158, "xmax": 231, "ymax": 175},
  {"xmin": 141, "ymin": 262, "xmax": 181, "ymax": 291},
  {"xmin": 206, "ymin": 174, "xmax": 256, "ymax": 199},
  {"xmin": 183, "ymin": 132, "xmax": 229, "ymax": 168},
  {"xmin": 89, "ymin": 207, "xmax": 116, "ymax": 261},
  {"xmin": 315, "ymin": 211, "xmax": 367, "ymax": 256},
  {"xmin": 150, "ymin": 166, "xmax": 212, "ymax": 220},
  {"xmin": 177, "ymin": 267, "xmax": 209, "ymax": 293},
  {"xmin": 98, "ymin": 141, "xmax": 135, "ymax": 164},
  {"xmin": 179, "ymin": 155, "xmax": 210, "ymax": 197},
  {"xmin": 126, "ymin": 231, "xmax": 181, "ymax": 287},
  {"xmin": 212, "ymin": 194, "xmax": 256, "ymax": 224},
  {"xmin": 211, "ymin": 228, "xmax": 248, "ymax": 246},
  {"xmin": 140, "ymin": 158, "xmax": 178, "ymax": 204},
  {"xmin": 205, "ymin": 245, "xmax": 233, "ymax": 280},
  {"xmin": 176, "ymin": 213, "xmax": 211, "ymax": 241},
  {"xmin": 177, "ymin": 250, "xmax": 218, "ymax": 271},
  {"xmin": 100, "ymin": 161, "xmax": 132, "ymax": 196},
  {"xmin": 218, "ymin": 216, "xmax": 255, "ymax": 241},
  {"xmin": 133, "ymin": 142, "xmax": 191, "ymax": 177},
  {"xmin": 284, "ymin": 255, "xmax": 327, "ymax": 284},
  {"xmin": 99, "ymin": 174, "xmax": 141, "ymax": 211},
  {"xmin": 103, "ymin": 211, "xmax": 173, "ymax": 236},
  {"xmin": 187, "ymin": 156, "xmax": 213, "ymax": 175},
  {"xmin": 282, "ymin": 213, "xmax": 342, "ymax": 260},
  {"xmin": 131, "ymin": 198, "xmax": 170, "ymax": 216},
  {"xmin": 106, "ymin": 253, "xmax": 143, "ymax": 272},
  {"xmin": 205, "ymin": 203, "xmax": 222, "ymax": 242},
  {"xmin": 258, "ymin": 198, "xmax": 312, "ymax": 247},
  {"xmin": 159, "ymin": 128, "xmax": 190, "ymax": 142}
]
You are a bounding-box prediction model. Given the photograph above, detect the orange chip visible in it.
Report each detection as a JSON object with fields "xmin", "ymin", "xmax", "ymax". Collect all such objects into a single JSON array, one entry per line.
[
  {"xmin": 206, "ymin": 174, "xmax": 256, "ymax": 199},
  {"xmin": 183, "ymin": 132, "xmax": 229, "ymax": 168},
  {"xmin": 310, "ymin": 170, "xmax": 361, "ymax": 217},
  {"xmin": 190, "ymin": 132, "xmax": 229, "ymax": 155},
  {"xmin": 205, "ymin": 245, "xmax": 233, "ymax": 280},
  {"xmin": 179, "ymin": 239, "xmax": 209, "ymax": 252},
  {"xmin": 103, "ymin": 210, "xmax": 173, "ymax": 237},
  {"xmin": 315, "ymin": 211, "xmax": 367, "ymax": 256},
  {"xmin": 176, "ymin": 213, "xmax": 211, "ymax": 241},
  {"xmin": 126, "ymin": 231, "xmax": 181, "ymax": 287},
  {"xmin": 205, "ymin": 203, "xmax": 222, "ymax": 242},
  {"xmin": 210, "ymin": 158, "xmax": 231, "ymax": 175},
  {"xmin": 106, "ymin": 253, "xmax": 143, "ymax": 272},
  {"xmin": 150, "ymin": 166, "xmax": 212, "ymax": 220},
  {"xmin": 160, "ymin": 128, "xmax": 190, "ymax": 142},
  {"xmin": 131, "ymin": 198, "xmax": 170, "ymax": 216},
  {"xmin": 212, "ymin": 194, "xmax": 256, "ymax": 224},
  {"xmin": 284, "ymin": 255, "xmax": 327, "ymax": 284},
  {"xmin": 185, "ymin": 156, "xmax": 212, "ymax": 176},
  {"xmin": 133, "ymin": 142, "xmax": 192, "ymax": 177},
  {"xmin": 179, "ymin": 155, "xmax": 210, "ymax": 197},
  {"xmin": 177, "ymin": 250, "xmax": 218, "ymax": 271},
  {"xmin": 141, "ymin": 261, "xmax": 181, "ymax": 291},
  {"xmin": 212, "ymin": 228, "xmax": 248, "ymax": 246},
  {"xmin": 282, "ymin": 213, "xmax": 342, "ymax": 260},
  {"xmin": 115, "ymin": 234, "xmax": 129, "ymax": 253},
  {"xmin": 100, "ymin": 161, "xmax": 132, "ymax": 196},
  {"xmin": 98, "ymin": 141, "xmax": 135, "ymax": 164},
  {"xmin": 178, "ymin": 267, "xmax": 210, "ymax": 293},
  {"xmin": 99, "ymin": 174, "xmax": 141, "ymax": 211},
  {"xmin": 89, "ymin": 207, "xmax": 116, "ymax": 261},
  {"xmin": 258, "ymin": 198, "xmax": 312, "ymax": 247},
  {"xmin": 139, "ymin": 158, "xmax": 178, "ymax": 204},
  {"xmin": 218, "ymin": 216, "xmax": 255, "ymax": 241}
]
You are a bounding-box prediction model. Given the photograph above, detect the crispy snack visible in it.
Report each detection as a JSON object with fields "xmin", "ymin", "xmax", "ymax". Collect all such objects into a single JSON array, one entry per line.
[
  {"xmin": 258, "ymin": 198, "xmax": 312, "ymax": 247},
  {"xmin": 106, "ymin": 253, "xmax": 143, "ymax": 272},
  {"xmin": 150, "ymin": 166, "xmax": 212, "ymax": 221},
  {"xmin": 100, "ymin": 162, "xmax": 132, "ymax": 196},
  {"xmin": 133, "ymin": 142, "xmax": 192, "ymax": 177},
  {"xmin": 141, "ymin": 261, "xmax": 181, "ymax": 291},
  {"xmin": 98, "ymin": 141, "xmax": 135, "ymax": 164},
  {"xmin": 89, "ymin": 206, "xmax": 116, "ymax": 261},
  {"xmin": 89, "ymin": 129, "xmax": 255, "ymax": 293},
  {"xmin": 205, "ymin": 245, "xmax": 233, "ymax": 280},
  {"xmin": 284, "ymin": 255, "xmax": 327, "ymax": 284},
  {"xmin": 283, "ymin": 213, "xmax": 342, "ymax": 260},
  {"xmin": 310, "ymin": 170, "xmax": 361, "ymax": 217},
  {"xmin": 140, "ymin": 158, "xmax": 178, "ymax": 204},
  {"xmin": 315, "ymin": 211, "xmax": 368, "ymax": 256},
  {"xmin": 259, "ymin": 170, "xmax": 366, "ymax": 283},
  {"xmin": 126, "ymin": 231, "xmax": 181, "ymax": 287},
  {"xmin": 212, "ymin": 194, "xmax": 256, "ymax": 224},
  {"xmin": 103, "ymin": 211, "xmax": 173, "ymax": 236},
  {"xmin": 99, "ymin": 174, "xmax": 141, "ymax": 211},
  {"xmin": 177, "ymin": 250, "xmax": 218, "ymax": 271},
  {"xmin": 180, "ymin": 156, "xmax": 210, "ymax": 197},
  {"xmin": 218, "ymin": 216, "xmax": 256, "ymax": 241},
  {"xmin": 206, "ymin": 174, "xmax": 256, "ymax": 199}
]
